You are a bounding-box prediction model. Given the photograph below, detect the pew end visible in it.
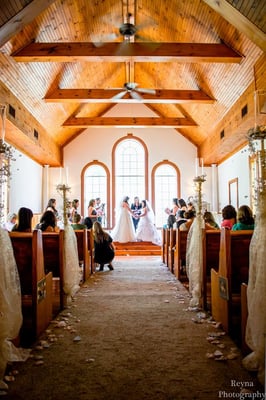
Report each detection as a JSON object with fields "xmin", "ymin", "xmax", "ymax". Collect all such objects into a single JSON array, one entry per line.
[
  {"xmin": 42, "ymin": 230, "xmax": 65, "ymax": 314},
  {"xmin": 74, "ymin": 229, "xmax": 91, "ymax": 281},
  {"xmin": 9, "ymin": 230, "xmax": 53, "ymax": 346}
]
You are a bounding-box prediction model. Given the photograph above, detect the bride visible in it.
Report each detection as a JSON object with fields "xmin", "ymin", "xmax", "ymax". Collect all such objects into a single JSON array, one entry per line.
[
  {"xmin": 136, "ymin": 200, "xmax": 161, "ymax": 245},
  {"xmin": 111, "ymin": 196, "xmax": 136, "ymax": 243}
]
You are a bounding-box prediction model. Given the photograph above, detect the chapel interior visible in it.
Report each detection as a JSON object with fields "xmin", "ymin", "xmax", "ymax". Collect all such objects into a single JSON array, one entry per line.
[{"xmin": 0, "ymin": 0, "xmax": 265, "ymax": 398}]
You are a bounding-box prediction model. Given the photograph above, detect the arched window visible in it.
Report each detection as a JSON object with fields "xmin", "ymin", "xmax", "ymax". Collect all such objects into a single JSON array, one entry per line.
[
  {"xmin": 81, "ymin": 161, "xmax": 110, "ymax": 227},
  {"xmin": 112, "ymin": 134, "xmax": 148, "ymax": 226},
  {"xmin": 152, "ymin": 161, "xmax": 180, "ymax": 227}
]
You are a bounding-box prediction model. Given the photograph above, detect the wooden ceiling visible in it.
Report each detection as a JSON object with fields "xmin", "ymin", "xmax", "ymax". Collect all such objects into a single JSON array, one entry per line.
[{"xmin": 0, "ymin": 0, "xmax": 265, "ymax": 166}]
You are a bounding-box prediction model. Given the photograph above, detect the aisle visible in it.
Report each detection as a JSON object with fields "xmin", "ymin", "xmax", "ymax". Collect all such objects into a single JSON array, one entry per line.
[{"xmin": 4, "ymin": 257, "xmax": 263, "ymax": 400}]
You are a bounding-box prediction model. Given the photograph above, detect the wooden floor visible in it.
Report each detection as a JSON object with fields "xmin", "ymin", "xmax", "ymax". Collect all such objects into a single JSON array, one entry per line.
[{"xmin": 114, "ymin": 241, "xmax": 161, "ymax": 256}]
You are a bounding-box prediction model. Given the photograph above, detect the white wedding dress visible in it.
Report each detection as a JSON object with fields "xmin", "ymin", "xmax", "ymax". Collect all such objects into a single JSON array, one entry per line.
[
  {"xmin": 136, "ymin": 203, "xmax": 161, "ymax": 245},
  {"xmin": 111, "ymin": 202, "xmax": 136, "ymax": 243}
]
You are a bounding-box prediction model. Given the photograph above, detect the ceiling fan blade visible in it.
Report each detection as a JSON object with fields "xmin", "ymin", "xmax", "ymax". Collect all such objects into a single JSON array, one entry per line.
[
  {"xmin": 91, "ymin": 32, "xmax": 119, "ymax": 46},
  {"xmin": 136, "ymin": 88, "xmax": 156, "ymax": 95},
  {"xmin": 112, "ymin": 90, "xmax": 127, "ymax": 100},
  {"xmin": 130, "ymin": 91, "xmax": 142, "ymax": 100}
]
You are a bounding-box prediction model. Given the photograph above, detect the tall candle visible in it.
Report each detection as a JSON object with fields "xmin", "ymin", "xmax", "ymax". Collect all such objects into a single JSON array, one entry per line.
[
  {"xmin": 200, "ymin": 158, "xmax": 204, "ymax": 176},
  {"xmin": 65, "ymin": 166, "xmax": 69, "ymax": 185},
  {"xmin": 195, "ymin": 158, "xmax": 199, "ymax": 177}
]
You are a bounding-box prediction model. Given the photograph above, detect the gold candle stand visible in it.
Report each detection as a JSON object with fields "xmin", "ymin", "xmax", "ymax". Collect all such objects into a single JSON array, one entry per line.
[
  {"xmin": 193, "ymin": 174, "xmax": 206, "ymax": 216},
  {"xmin": 56, "ymin": 183, "xmax": 71, "ymax": 226}
]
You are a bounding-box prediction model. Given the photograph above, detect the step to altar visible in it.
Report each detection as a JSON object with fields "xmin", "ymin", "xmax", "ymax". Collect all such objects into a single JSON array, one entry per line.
[{"xmin": 114, "ymin": 241, "xmax": 161, "ymax": 256}]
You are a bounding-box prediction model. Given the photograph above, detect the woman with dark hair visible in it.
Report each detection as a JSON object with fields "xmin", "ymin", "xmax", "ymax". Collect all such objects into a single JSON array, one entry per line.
[
  {"xmin": 221, "ymin": 205, "xmax": 237, "ymax": 230},
  {"xmin": 178, "ymin": 198, "xmax": 187, "ymax": 210},
  {"xmin": 111, "ymin": 196, "xmax": 136, "ymax": 243},
  {"xmin": 46, "ymin": 198, "xmax": 58, "ymax": 218},
  {"xmin": 93, "ymin": 221, "xmax": 115, "ymax": 271},
  {"xmin": 36, "ymin": 210, "xmax": 60, "ymax": 232},
  {"xmin": 84, "ymin": 199, "xmax": 97, "ymax": 229},
  {"xmin": 12, "ymin": 207, "xmax": 33, "ymax": 232},
  {"xmin": 232, "ymin": 205, "xmax": 255, "ymax": 230}
]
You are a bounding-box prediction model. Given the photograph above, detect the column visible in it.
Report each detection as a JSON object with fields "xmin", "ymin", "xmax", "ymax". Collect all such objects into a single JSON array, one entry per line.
[{"xmin": 211, "ymin": 163, "xmax": 218, "ymax": 212}]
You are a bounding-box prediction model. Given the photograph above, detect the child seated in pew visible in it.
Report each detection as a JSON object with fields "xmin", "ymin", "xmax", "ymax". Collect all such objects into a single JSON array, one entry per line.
[
  {"xmin": 203, "ymin": 211, "xmax": 220, "ymax": 230},
  {"xmin": 232, "ymin": 205, "xmax": 255, "ymax": 231},
  {"xmin": 221, "ymin": 205, "xmax": 236, "ymax": 230},
  {"xmin": 71, "ymin": 214, "xmax": 87, "ymax": 230},
  {"xmin": 35, "ymin": 210, "xmax": 60, "ymax": 232}
]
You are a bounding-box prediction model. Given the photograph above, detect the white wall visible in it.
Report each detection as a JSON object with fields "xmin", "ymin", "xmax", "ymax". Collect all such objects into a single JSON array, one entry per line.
[
  {"xmin": 9, "ymin": 148, "xmax": 43, "ymax": 214},
  {"xmin": 218, "ymin": 145, "xmax": 250, "ymax": 211}
]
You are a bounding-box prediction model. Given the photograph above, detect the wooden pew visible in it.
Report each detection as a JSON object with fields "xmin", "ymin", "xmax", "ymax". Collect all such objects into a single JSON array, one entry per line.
[
  {"xmin": 173, "ymin": 230, "xmax": 188, "ymax": 281},
  {"xmin": 87, "ymin": 229, "xmax": 96, "ymax": 273},
  {"xmin": 162, "ymin": 228, "xmax": 167, "ymax": 264},
  {"xmin": 162, "ymin": 228, "xmax": 170, "ymax": 265},
  {"xmin": 42, "ymin": 230, "xmax": 65, "ymax": 314},
  {"xmin": 167, "ymin": 228, "xmax": 176, "ymax": 273},
  {"xmin": 9, "ymin": 230, "xmax": 53, "ymax": 346},
  {"xmin": 211, "ymin": 229, "xmax": 253, "ymax": 345},
  {"xmin": 202, "ymin": 229, "xmax": 220, "ymax": 310},
  {"xmin": 74, "ymin": 229, "xmax": 91, "ymax": 281}
]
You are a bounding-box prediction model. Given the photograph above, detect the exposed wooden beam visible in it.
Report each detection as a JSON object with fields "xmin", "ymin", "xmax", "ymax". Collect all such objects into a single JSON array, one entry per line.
[
  {"xmin": 12, "ymin": 42, "xmax": 242, "ymax": 63},
  {"xmin": 0, "ymin": 0, "xmax": 57, "ymax": 48},
  {"xmin": 62, "ymin": 116, "xmax": 197, "ymax": 128},
  {"xmin": 0, "ymin": 81, "xmax": 61, "ymax": 166},
  {"xmin": 203, "ymin": 0, "xmax": 266, "ymax": 52},
  {"xmin": 44, "ymin": 88, "xmax": 215, "ymax": 104}
]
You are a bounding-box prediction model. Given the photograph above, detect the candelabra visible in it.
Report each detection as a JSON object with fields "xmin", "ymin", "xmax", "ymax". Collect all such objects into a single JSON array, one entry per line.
[
  {"xmin": 0, "ymin": 104, "xmax": 15, "ymax": 224},
  {"xmin": 193, "ymin": 174, "xmax": 206, "ymax": 217},
  {"xmin": 56, "ymin": 183, "xmax": 71, "ymax": 226}
]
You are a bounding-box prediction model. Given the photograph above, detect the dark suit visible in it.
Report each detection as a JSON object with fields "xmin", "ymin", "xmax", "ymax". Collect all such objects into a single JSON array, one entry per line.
[{"xmin": 131, "ymin": 203, "xmax": 142, "ymax": 231}]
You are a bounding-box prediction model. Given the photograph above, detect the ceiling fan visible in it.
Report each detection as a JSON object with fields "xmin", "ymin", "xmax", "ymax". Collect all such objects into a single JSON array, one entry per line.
[
  {"xmin": 111, "ymin": 82, "xmax": 156, "ymax": 100},
  {"xmin": 109, "ymin": 60, "xmax": 156, "ymax": 100},
  {"xmin": 92, "ymin": 0, "xmax": 154, "ymax": 45}
]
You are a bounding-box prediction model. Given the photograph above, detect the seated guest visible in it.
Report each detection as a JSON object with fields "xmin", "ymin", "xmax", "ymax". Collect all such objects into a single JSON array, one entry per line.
[
  {"xmin": 71, "ymin": 213, "xmax": 87, "ymax": 230},
  {"xmin": 176, "ymin": 209, "xmax": 187, "ymax": 228},
  {"xmin": 36, "ymin": 210, "xmax": 60, "ymax": 232},
  {"xmin": 12, "ymin": 207, "xmax": 33, "ymax": 232},
  {"xmin": 203, "ymin": 211, "xmax": 220, "ymax": 229},
  {"xmin": 187, "ymin": 201, "xmax": 194, "ymax": 211},
  {"xmin": 165, "ymin": 198, "xmax": 179, "ymax": 228},
  {"xmin": 178, "ymin": 198, "xmax": 187, "ymax": 211},
  {"xmin": 2, "ymin": 212, "xmax": 17, "ymax": 231},
  {"xmin": 232, "ymin": 205, "xmax": 255, "ymax": 231},
  {"xmin": 92, "ymin": 221, "xmax": 115, "ymax": 271},
  {"xmin": 179, "ymin": 209, "xmax": 196, "ymax": 231},
  {"xmin": 221, "ymin": 205, "xmax": 237, "ymax": 229}
]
